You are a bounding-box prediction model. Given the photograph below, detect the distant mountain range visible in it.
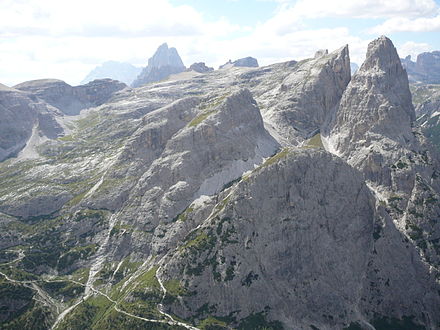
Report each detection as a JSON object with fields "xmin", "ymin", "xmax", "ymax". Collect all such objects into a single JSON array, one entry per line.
[
  {"xmin": 401, "ymin": 51, "xmax": 440, "ymax": 84},
  {"xmin": 81, "ymin": 61, "xmax": 141, "ymax": 86}
]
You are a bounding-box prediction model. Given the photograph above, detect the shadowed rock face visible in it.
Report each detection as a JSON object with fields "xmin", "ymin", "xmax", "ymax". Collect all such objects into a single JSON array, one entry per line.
[
  {"xmin": 131, "ymin": 43, "xmax": 186, "ymax": 87},
  {"xmin": 0, "ymin": 88, "xmax": 38, "ymax": 160},
  {"xmin": 0, "ymin": 86, "xmax": 64, "ymax": 161},
  {"xmin": 15, "ymin": 78, "xmax": 126, "ymax": 115},
  {"xmin": 402, "ymin": 51, "xmax": 440, "ymax": 84},
  {"xmin": 188, "ymin": 62, "xmax": 214, "ymax": 73},
  {"xmin": 160, "ymin": 150, "xmax": 375, "ymax": 329}
]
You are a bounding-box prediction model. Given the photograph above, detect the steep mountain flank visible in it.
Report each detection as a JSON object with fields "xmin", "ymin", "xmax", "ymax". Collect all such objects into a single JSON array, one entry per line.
[
  {"xmin": 131, "ymin": 43, "xmax": 186, "ymax": 88},
  {"xmin": 325, "ymin": 36, "xmax": 440, "ymax": 327},
  {"xmin": 0, "ymin": 85, "xmax": 64, "ymax": 161},
  {"xmin": 160, "ymin": 150, "xmax": 376, "ymax": 329},
  {"xmin": 15, "ymin": 78, "xmax": 126, "ymax": 116},
  {"xmin": 246, "ymin": 45, "xmax": 351, "ymax": 146}
]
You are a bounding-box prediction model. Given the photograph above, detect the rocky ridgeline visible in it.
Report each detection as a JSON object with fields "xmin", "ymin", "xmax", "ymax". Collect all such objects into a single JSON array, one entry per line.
[
  {"xmin": 0, "ymin": 37, "xmax": 439, "ymax": 330},
  {"xmin": 15, "ymin": 78, "xmax": 127, "ymax": 116},
  {"xmin": 402, "ymin": 51, "xmax": 440, "ymax": 84},
  {"xmin": 0, "ymin": 78, "xmax": 126, "ymax": 162},
  {"xmin": 219, "ymin": 56, "xmax": 259, "ymax": 69},
  {"xmin": 187, "ymin": 62, "xmax": 214, "ymax": 73}
]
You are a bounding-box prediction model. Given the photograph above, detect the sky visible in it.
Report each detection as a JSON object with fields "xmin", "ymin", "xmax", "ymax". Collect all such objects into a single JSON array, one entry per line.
[{"xmin": 1, "ymin": 0, "xmax": 439, "ymax": 86}]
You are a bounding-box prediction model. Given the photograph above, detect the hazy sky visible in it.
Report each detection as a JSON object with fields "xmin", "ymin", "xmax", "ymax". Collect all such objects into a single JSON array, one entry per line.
[{"xmin": 1, "ymin": 0, "xmax": 439, "ymax": 86}]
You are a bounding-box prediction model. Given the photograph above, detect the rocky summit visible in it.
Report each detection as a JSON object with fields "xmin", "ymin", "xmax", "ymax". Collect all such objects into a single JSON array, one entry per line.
[
  {"xmin": 219, "ymin": 56, "xmax": 259, "ymax": 69},
  {"xmin": 1, "ymin": 36, "xmax": 440, "ymax": 330},
  {"xmin": 131, "ymin": 43, "xmax": 186, "ymax": 88}
]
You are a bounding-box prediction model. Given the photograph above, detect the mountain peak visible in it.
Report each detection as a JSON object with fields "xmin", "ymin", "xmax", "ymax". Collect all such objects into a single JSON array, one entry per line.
[
  {"xmin": 361, "ymin": 36, "xmax": 403, "ymax": 74},
  {"xmin": 325, "ymin": 35, "xmax": 416, "ymax": 165},
  {"xmin": 132, "ymin": 43, "xmax": 186, "ymax": 87}
]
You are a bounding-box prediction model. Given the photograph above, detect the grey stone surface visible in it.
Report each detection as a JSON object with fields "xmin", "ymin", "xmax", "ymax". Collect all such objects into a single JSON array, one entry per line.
[{"xmin": 187, "ymin": 62, "xmax": 214, "ymax": 73}]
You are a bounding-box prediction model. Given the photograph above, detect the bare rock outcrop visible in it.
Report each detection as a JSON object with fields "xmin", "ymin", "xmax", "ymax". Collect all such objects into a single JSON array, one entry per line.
[
  {"xmin": 402, "ymin": 51, "xmax": 440, "ymax": 84},
  {"xmin": 15, "ymin": 78, "xmax": 126, "ymax": 115},
  {"xmin": 160, "ymin": 150, "xmax": 376, "ymax": 329}
]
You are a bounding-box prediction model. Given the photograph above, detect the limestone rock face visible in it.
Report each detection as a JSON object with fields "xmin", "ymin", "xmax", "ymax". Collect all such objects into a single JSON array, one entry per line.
[
  {"xmin": 249, "ymin": 45, "xmax": 351, "ymax": 146},
  {"xmin": 0, "ymin": 85, "xmax": 63, "ymax": 161},
  {"xmin": 402, "ymin": 51, "xmax": 440, "ymax": 84},
  {"xmin": 325, "ymin": 37, "xmax": 416, "ymax": 159},
  {"xmin": 188, "ymin": 62, "xmax": 214, "ymax": 73},
  {"xmin": 325, "ymin": 37, "xmax": 440, "ymax": 325},
  {"xmin": 74, "ymin": 79, "xmax": 127, "ymax": 107},
  {"xmin": 416, "ymin": 87, "xmax": 440, "ymax": 118},
  {"xmin": 160, "ymin": 150, "xmax": 376, "ymax": 329},
  {"xmin": 0, "ymin": 87, "xmax": 37, "ymax": 161},
  {"xmin": 14, "ymin": 79, "xmax": 85, "ymax": 115},
  {"xmin": 131, "ymin": 43, "xmax": 186, "ymax": 87},
  {"xmin": 114, "ymin": 88, "xmax": 279, "ymax": 237},
  {"xmin": 14, "ymin": 78, "xmax": 126, "ymax": 115}
]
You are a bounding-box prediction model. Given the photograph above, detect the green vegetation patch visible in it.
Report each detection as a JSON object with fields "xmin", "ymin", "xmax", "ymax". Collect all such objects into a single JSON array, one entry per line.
[
  {"xmin": 1, "ymin": 302, "xmax": 52, "ymax": 330},
  {"xmin": 260, "ymin": 148, "xmax": 290, "ymax": 169},
  {"xmin": 371, "ymin": 315, "xmax": 425, "ymax": 330},
  {"xmin": 164, "ymin": 279, "xmax": 186, "ymax": 297},
  {"xmin": 182, "ymin": 231, "xmax": 216, "ymax": 253},
  {"xmin": 0, "ymin": 265, "xmax": 39, "ymax": 281},
  {"xmin": 304, "ymin": 133, "xmax": 324, "ymax": 149},
  {"xmin": 58, "ymin": 244, "xmax": 98, "ymax": 270},
  {"xmin": 93, "ymin": 309, "xmax": 184, "ymax": 330},
  {"xmin": 172, "ymin": 205, "xmax": 195, "ymax": 222},
  {"xmin": 199, "ymin": 316, "xmax": 228, "ymax": 330},
  {"xmin": 42, "ymin": 280, "xmax": 84, "ymax": 301},
  {"xmin": 238, "ymin": 311, "xmax": 284, "ymax": 330},
  {"xmin": 189, "ymin": 110, "xmax": 217, "ymax": 127},
  {"xmin": 57, "ymin": 294, "xmax": 113, "ymax": 330}
]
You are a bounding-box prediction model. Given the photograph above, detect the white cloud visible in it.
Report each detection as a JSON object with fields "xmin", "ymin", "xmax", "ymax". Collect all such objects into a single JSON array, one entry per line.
[
  {"xmin": 370, "ymin": 15, "xmax": 440, "ymax": 33},
  {"xmin": 0, "ymin": 0, "xmax": 435, "ymax": 86},
  {"xmin": 0, "ymin": 0, "xmax": 240, "ymax": 38},
  {"xmin": 397, "ymin": 41, "xmax": 433, "ymax": 59},
  {"xmin": 274, "ymin": 0, "xmax": 438, "ymax": 19}
]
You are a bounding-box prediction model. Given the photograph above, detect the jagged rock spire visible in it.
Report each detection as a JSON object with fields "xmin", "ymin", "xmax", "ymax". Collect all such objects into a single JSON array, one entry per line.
[{"xmin": 325, "ymin": 36, "xmax": 415, "ymax": 157}]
